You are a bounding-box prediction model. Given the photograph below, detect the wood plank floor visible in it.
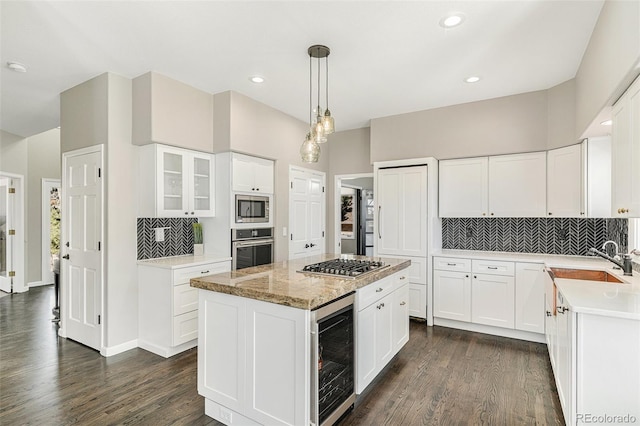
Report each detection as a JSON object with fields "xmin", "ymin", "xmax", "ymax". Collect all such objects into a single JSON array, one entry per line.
[{"xmin": 0, "ymin": 286, "xmax": 564, "ymax": 425}]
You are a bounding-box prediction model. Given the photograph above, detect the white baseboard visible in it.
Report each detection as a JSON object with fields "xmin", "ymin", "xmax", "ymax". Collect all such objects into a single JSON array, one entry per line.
[
  {"xmin": 138, "ymin": 339, "xmax": 197, "ymax": 358},
  {"xmin": 433, "ymin": 317, "xmax": 546, "ymax": 344},
  {"xmin": 28, "ymin": 280, "xmax": 53, "ymax": 288},
  {"xmin": 101, "ymin": 339, "xmax": 138, "ymax": 357}
]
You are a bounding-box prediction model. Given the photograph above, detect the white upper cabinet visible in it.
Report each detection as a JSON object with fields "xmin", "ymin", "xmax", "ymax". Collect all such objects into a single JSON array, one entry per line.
[
  {"xmin": 612, "ymin": 75, "xmax": 640, "ymax": 217},
  {"xmin": 232, "ymin": 153, "xmax": 274, "ymax": 194},
  {"xmin": 132, "ymin": 72, "xmax": 214, "ymax": 153},
  {"xmin": 488, "ymin": 152, "xmax": 547, "ymax": 217},
  {"xmin": 376, "ymin": 166, "xmax": 427, "ymax": 257},
  {"xmin": 547, "ymin": 143, "xmax": 585, "ymax": 218},
  {"xmin": 439, "ymin": 157, "xmax": 489, "ymax": 217},
  {"xmin": 139, "ymin": 144, "xmax": 215, "ymax": 217}
]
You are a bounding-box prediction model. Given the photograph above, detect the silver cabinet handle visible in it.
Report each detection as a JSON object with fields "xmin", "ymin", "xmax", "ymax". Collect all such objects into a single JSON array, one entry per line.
[
  {"xmin": 400, "ymin": 301, "xmax": 406, "ymax": 306},
  {"xmin": 399, "ymin": 276, "xmax": 406, "ymax": 280},
  {"xmin": 487, "ymin": 266, "xmax": 498, "ymax": 270},
  {"xmin": 378, "ymin": 205, "xmax": 382, "ymax": 239},
  {"xmin": 200, "ymin": 270, "xmax": 210, "ymax": 274},
  {"xmin": 447, "ymin": 263, "xmax": 457, "ymax": 266},
  {"xmin": 376, "ymin": 303, "xmax": 385, "ymax": 309},
  {"xmin": 376, "ymin": 287, "xmax": 383, "ymax": 292}
]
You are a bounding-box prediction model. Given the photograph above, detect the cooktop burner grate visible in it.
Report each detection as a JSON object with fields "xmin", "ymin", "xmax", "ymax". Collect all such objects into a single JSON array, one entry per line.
[{"xmin": 298, "ymin": 258, "xmax": 387, "ymax": 279}]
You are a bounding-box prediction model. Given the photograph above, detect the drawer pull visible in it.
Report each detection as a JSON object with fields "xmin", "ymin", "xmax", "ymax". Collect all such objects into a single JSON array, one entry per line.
[
  {"xmin": 200, "ymin": 270, "xmax": 210, "ymax": 274},
  {"xmin": 447, "ymin": 263, "xmax": 457, "ymax": 266},
  {"xmin": 399, "ymin": 276, "xmax": 406, "ymax": 280},
  {"xmin": 376, "ymin": 287, "xmax": 383, "ymax": 292},
  {"xmin": 377, "ymin": 303, "xmax": 385, "ymax": 309},
  {"xmin": 400, "ymin": 301, "xmax": 406, "ymax": 306},
  {"xmin": 487, "ymin": 266, "xmax": 498, "ymax": 270}
]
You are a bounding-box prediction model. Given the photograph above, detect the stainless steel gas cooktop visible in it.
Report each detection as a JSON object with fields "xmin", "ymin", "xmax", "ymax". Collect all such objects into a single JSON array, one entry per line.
[{"xmin": 298, "ymin": 258, "xmax": 388, "ymax": 279}]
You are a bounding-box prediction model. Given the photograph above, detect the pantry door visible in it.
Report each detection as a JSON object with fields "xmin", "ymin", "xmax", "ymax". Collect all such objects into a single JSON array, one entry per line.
[
  {"xmin": 289, "ymin": 167, "xmax": 325, "ymax": 260},
  {"xmin": 61, "ymin": 145, "xmax": 104, "ymax": 351}
]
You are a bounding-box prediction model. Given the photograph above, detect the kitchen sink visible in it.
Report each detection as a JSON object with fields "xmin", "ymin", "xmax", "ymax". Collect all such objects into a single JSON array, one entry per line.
[{"xmin": 550, "ymin": 267, "xmax": 625, "ymax": 284}]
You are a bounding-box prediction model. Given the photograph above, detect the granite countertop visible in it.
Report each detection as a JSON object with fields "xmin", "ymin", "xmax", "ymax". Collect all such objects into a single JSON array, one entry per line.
[
  {"xmin": 137, "ymin": 254, "xmax": 232, "ymax": 269},
  {"xmin": 435, "ymin": 249, "xmax": 640, "ymax": 321},
  {"xmin": 190, "ymin": 254, "xmax": 411, "ymax": 310}
]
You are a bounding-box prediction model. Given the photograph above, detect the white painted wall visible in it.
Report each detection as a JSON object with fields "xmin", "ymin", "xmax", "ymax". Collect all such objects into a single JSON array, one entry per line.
[{"xmin": 26, "ymin": 128, "xmax": 61, "ymax": 285}]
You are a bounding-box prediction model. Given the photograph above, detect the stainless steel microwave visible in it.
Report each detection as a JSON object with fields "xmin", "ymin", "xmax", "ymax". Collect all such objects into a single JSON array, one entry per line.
[{"xmin": 235, "ymin": 194, "xmax": 270, "ymax": 223}]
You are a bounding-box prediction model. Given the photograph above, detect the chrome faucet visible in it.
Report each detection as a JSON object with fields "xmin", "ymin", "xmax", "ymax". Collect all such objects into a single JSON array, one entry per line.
[
  {"xmin": 601, "ymin": 240, "xmax": 620, "ymax": 261},
  {"xmin": 587, "ymin": 247, "xmax": 634, "ymax": 276}
]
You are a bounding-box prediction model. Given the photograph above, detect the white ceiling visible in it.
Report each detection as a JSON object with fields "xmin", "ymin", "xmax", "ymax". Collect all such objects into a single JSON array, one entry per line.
[{"xmin": 1, "ymin": 1, "xmax": 604, "ymax": 139}]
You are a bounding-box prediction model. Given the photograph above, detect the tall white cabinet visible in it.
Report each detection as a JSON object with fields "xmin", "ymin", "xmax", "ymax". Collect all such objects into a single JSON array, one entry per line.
[
  {"xmin": 612, "ymin": 75, "xmax": 640, "ymax": 217},
  {"xmin": 232, "ymin": 153, "xmax": 274, "ymax": 194},
  {"xmin": 375, "ymin": 164, "xmax": 429, "ymax": 319}
]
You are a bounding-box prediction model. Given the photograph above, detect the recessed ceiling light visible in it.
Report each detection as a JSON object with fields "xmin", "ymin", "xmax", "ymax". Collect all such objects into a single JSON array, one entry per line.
[
  {"xmin": 465, "ymin": 76, "xmax": 480, "ymax": 83},
  {"xmin": 7, "ymin": 61, "xmax": 27, "ymax": 73},
  {"xmin": 250, "ymin": 76, "xmax": 265, "ymax": 83},
  {"xmin": 439, "ymin": 14, "xmax": 465, "ymax": 28},
  {"xmin": 600, "ymin": 119, "xmax": 613, "ymax": 126}
]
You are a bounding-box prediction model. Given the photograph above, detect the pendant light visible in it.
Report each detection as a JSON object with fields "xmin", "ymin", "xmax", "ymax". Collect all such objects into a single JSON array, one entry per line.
[{"xmin": 300, "ymin": 44, "xmax": 334, "ymax": 162}]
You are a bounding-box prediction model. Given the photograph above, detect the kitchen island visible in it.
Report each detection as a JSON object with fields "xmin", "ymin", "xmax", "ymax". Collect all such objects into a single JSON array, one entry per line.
[{"xmin": 190, "ymin": 254, "xmax": 411, "ymax": 426}]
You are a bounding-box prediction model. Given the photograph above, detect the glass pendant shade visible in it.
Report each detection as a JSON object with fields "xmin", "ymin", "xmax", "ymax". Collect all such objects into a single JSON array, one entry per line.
[
  {"xmin": 322, "ymin": 110, "xmax": 335, "ymax": 134},
  {"xmin": 300, "ymin": 133, "xmax": 320, "ymax": 163},
  {"xmin": 314, "ymin": 117, "xmax": 327, "ymax": 143}
]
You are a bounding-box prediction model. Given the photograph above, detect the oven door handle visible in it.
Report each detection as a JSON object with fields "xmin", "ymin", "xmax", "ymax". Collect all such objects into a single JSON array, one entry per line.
[{"xmin": 233, "ymin": 239, "xmax": 274, "ymax": 248}]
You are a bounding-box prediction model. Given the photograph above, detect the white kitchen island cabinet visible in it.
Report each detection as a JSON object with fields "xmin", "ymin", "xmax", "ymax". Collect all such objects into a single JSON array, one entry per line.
[{"xmin": 191, "ymin": 255, "xmax": 411, "ymax": 426}]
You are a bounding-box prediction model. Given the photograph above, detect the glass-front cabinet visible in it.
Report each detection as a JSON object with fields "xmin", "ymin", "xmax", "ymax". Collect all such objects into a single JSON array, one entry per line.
[{"xmin": 139, "ymin": 144, "xmax": 215, "ymax": 217}]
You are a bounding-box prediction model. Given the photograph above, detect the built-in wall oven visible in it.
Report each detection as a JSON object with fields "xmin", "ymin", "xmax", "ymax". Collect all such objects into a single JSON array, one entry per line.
[
  {"xmin": 310, "ymin": 293, "xmax": 356, "ymax": 426},
  {"xmin": 231, "ymin": 228, "xmax": 274, "ymax": 270},
  {"xmin": 235, "ymin": 194, "xmax": 270, "ymax": 224}
]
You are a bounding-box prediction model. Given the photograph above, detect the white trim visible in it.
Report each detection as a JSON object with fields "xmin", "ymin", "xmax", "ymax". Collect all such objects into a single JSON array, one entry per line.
[
  {"xmin": 138, "ymin": 339, "xmax": 198, "ymax": 358},
  {"xmin": 333, "ymin": 173, "xmax": 374, "ymax": 254},
  {"xmin": 433, "ymin": 317, "xmax": 546, "ymax": 344},
  {"xmin": 100, "ymin": 339, "xmax": 139, "ymax": 357},
  {"xmin": 28, "ymin": 280, "xmax": 45, "ymax": 288},
  {"xmin": 0, "ymin": 171, "xmax": 26, "ymax": 293},
  {"xmin": 41, "ymin": 178, "xmax": 61, "ymax": 285}
]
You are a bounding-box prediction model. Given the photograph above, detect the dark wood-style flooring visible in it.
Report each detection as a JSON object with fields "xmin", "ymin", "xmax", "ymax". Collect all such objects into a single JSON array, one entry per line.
[{"xmin": 0, "ymin": 286, "xmax": 564, "ymax": 425}]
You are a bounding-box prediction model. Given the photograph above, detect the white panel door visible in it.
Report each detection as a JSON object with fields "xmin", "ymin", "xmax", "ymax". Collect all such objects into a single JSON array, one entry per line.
[
  {"xmin": 356, "ymin": 302, "xmax": 377, "ymax": 394},
  {"xmin": 488, "ymin": 152, "xmax": 547, "ymax": 217},
  {"xmin": 0, "ymin": 177, "xmax": 13, "ymax": 293},
  {"xmin": 547, "ymin": 144, "xmax": 584, "ymax": 217},
  {"xmin": 471, "ymin": 273, "xmax": 515, "ymax": 329},
  {"xmin": 62, "ymin": 148, "xmax": 103, "ymax": 351},
  {"xmin": 377, "ymin": 166, "xmax": 427, "ymax": 256},
  {"xmin": 433, "ymin": 270, "xmax": 471, "ymax": 322},
  {"xmin": 289, "ymin": 167, "xmax": 325, "ymax": 260},
  {"xmin": 439, "ymin": 157, "xmax": 489, "ymax": 217},
  {"xmin": 392, "ymin": 283, "xmax": 410, "ymax": 351}
]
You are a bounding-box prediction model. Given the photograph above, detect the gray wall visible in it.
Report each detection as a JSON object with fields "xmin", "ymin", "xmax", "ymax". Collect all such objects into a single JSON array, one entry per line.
[
  {"xmin": 1, "ymin": 130, "xmax": 28, "ymax": 176},
  {"xmin": 26, "ymin": 128, "xmax": 61, "ymax": 284},
  {"xmin": 370, "ymin": 90, "xmax": 549, "ymax": 162},
  {"xmin": 575, "ymin": 0, "xmax": 640, "ymax": 138},
  {"xmin": 61, "ymin": 72, "xmax": 138, "ymax": 351},
  {"xmin": 547, "ymin": 79, "xmax": 578, "ymax": 150}
]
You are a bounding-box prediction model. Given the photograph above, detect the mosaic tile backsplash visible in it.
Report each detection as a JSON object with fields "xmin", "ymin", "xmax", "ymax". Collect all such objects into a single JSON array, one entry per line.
[
  {"xmin": 442, "ymin": 218, "xmax": 628, "ymax": 257},
  {"xmin": 137, "ymin": 218, "xmax": 198, "ymax": 260}
]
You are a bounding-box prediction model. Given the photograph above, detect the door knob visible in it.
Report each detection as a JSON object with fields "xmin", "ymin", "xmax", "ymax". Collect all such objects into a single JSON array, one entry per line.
[
  {"xmin": 62, "ymin": 254, "xmax": 70, "ymax": 260},
  {"xmin": 305, "ymin": 244, "xmax": 310, "ymax": 248},
  {"xmin": 310, "ymin": 243, "xmax": 316, "ymax": 248}
]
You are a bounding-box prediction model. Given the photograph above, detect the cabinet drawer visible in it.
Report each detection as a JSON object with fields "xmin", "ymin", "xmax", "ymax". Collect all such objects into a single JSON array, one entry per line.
[
  {"xmin": 173, "ymin": 283, "xmax": 198, "ymax": 315},
  {"xmin": 357, "ymin": 275, "xmax": 394, "ymax": 310},
  {"xmin": 383, "ymin": 256, "xmax": 426, "ymax": 284},
  {"xmin": 433, "ymin": 257, "xmax": 471, "ymax": 272},
  {"xmin": 172, "ymin": 310, "xmax": 198, "ymax": 346},
  {"xmin": 472, "ymin": 259, "xmax": 514, "ymax": 276},
  {"xmin": 173, "ymin": 261, "xmax": 230, "ymax": 285}
]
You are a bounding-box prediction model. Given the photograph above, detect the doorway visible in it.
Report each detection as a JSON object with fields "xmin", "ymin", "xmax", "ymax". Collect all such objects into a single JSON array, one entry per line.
[
  {"xmin": 334, "ymin": 174, "xmax": 373, "ymax": 256},
  {"xmin": 0, "ymin": 172, "xmax": 25, "ymax": 294},
  {"xmin": 289, "ymin": 166, "xmax": 326, "ymax": 260},
  {"xmin": 42, "ymin": 179, "xmax": 61, "ymax": 286}
]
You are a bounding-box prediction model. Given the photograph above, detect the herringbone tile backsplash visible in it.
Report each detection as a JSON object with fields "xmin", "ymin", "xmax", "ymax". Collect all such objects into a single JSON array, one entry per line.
[
  {"xmin": 442, "ymin": 218, "xmax": 628, "ymax": 256},
  {"xmin": 137, "ymin": 218, "xmax": 198, "ymax": 260}
]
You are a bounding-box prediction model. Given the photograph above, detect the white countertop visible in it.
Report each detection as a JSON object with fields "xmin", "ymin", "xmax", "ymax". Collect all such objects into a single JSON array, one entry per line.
[
  {"xmin": 435, "ymin": 249, "xmax": 640, "ymax": 321},
  {"xmin": 137, "ymin": 254, "xmax": 232, "ymax": 269}
]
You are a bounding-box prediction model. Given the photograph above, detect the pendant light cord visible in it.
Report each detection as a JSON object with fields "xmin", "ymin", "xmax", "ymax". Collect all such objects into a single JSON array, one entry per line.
[
  {"xmin": 317, "ymin": 46, "xmax": 321, "ymax": 114},
  {"xmin": 325, "ymin": 54, "xmax": 329, "ymax": 109},
  {"xmin": 309, "ymin": 52, "xmax": 312, "ymax": 126}
]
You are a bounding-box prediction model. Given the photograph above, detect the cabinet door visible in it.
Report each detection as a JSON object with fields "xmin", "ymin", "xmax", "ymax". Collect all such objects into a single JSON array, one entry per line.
[
  {"xmin": 232, "ymin": 154, "xmax": 257, "ymax": 193},
  {"xmin": 408, "ymin": 283, "xmax": 426, "ymax": 319},
  {"xmin": 173, "ymin": 310, "xmax": 198, "ymax": 346},
  {"xmin": 376, "ymin": 293, "xmax": 394, "ymax": 369},
  {"xmin": 488, "ymin": 152, "xmax": 547, "ymax": 217},
  {"xmin": 433, "ymin": 270, "xmax": 471, "ymax": 322},
  {"xmin": 253, "ymin": 159, "xmax": 274, "ymax": 194},
  {"xmin": 392, "ymin": 284, "xmax": 410, "ymax": 352},
  {"xmin": 515, "ymin": 263, "xmax": 545, "ymax": 334},
  {"xmin": 190, "ymin": 152, "xmax": 215, "ymax": 217},
  {"xmin": 157, "ymin": 147, "xmax": 189, "ymax": 217},
  {"xmin": 471, "ymin": 273, "xmax": 515, "ymax": 329},
  {"xmin": 439, "ymin": 157, "xmax": 489, "ymax": 217},
  {"xmin": 547, "ymin": 144, "xmax": 584, "ymax": 218},
  {"xmin": 555, "ymin": 291, "xmax": 573, "ymax": 425},
  {"xmin": 377, "ymin": 166, "xmax": 427, "ymax": 256},
  {"xmin": 356, "ymin": 302, "xmax": 377, "ymax": 394},
  {"xmin": 612, "ymin": 76, "xmax": 640, "ymax": 217}
]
